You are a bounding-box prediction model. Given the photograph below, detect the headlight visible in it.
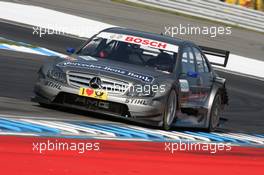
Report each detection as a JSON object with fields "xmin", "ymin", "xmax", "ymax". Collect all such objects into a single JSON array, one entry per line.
[
  {"xmin": 47, "ymin": 67, "xmax": 67, "ymax": 83},
  {"xmin": 126, "ymin": 84, "xmax": 155, "ymax": 97}
]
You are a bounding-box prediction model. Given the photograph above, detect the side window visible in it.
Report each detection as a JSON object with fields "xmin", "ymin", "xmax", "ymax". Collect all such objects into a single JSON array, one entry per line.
[
  {"xmin": 202, "ymin": 54, "xmax": 210, "ymax": 72},
  {"xmin": 193, "ymin": 47, "xmax": 204, "ymax": 73},
  {"xmin": 193, "ymin": 47, "xmax": 210, "ymax": 73},
  {"xmin": 181, "ymin": 47, "xmax": 195, "ymax": 74}
]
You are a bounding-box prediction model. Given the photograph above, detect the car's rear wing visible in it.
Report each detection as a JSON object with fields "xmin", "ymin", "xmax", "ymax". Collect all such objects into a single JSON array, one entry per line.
[{"xmin": 199, "ymin": 46, "xmax": 229, "ymax": 67}]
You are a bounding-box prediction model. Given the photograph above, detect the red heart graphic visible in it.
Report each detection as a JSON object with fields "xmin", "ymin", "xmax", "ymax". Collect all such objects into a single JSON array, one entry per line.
[{"xmin": 86, "ymin": 88, "xmax": 94, "ymax": 96}]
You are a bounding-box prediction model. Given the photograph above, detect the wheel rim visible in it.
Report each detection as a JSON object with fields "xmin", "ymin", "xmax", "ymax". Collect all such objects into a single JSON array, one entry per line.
[
  {"xmin": 166, "ymin": 91, "xmax": 177, "ymax": 126},
  {"xmin": 211, "ymin": 96, "xmax": 221, "ymax": 129}
]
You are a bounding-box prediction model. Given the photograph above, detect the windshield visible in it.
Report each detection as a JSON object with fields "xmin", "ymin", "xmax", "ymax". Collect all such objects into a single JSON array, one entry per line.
[{"xmin": 78, "ymin": 32, "xmax": 179, "ymax": 73}]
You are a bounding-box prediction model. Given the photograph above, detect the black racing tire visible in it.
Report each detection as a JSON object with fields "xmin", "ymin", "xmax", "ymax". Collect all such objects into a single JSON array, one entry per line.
[
  {"xmin": 208, "ymin": 93, "xmax": 222, "ymax": 132},
  {"xmin": 38, "ymin": 102, "xmax": 52, "ymax": 108},
  {"xmin": 162, "ymin": 89, "xmax": 177, "ymax": 130}
]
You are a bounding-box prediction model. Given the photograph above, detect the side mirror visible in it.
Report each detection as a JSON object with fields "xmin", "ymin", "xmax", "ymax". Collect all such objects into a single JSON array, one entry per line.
[
  {"xmin": 187, "ymin": 71, "xmax": 199, "ymax": 78},
  {"xmin": 66, "ymin": 47, "xmax": 75, "ymax": 54}
]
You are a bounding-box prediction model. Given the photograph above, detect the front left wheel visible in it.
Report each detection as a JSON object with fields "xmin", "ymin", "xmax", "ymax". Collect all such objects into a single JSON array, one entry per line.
[{"xmin": 162, "ymin": 89, "xmax": 177, "ymax": 130}]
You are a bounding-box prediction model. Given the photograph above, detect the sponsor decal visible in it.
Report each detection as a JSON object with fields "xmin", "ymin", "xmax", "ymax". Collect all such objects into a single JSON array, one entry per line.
[
  {"xmin": 57, "ymin": 61, "xmax": 154, "ymax": 83},
  {"xmin": 79, "ymin": 87, "xmax": 108, "ymax": 100},
  {"xmin": 97, "ymin": 32, "xmax": 179, "ymax": 52},
  {"xmin": 124, "ymin": 36, "xmax": 167, "ymax": 49},
  {"xmin": 125, "ymin": 98, "xmax": 148, "ymax": 105},
  {"xmin": 45, "ymin": 81, "xmax": 62, "ymax": 90},
  {"xmin": 74, "ymin": 97, "xmax": 110, "ymax": 109}
]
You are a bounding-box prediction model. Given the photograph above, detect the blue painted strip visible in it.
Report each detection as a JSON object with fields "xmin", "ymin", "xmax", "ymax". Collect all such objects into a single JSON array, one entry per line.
[
  {"xmin": 0, "ymin": 123, "xmax": 22, "ymax": 132},
  {"xmin": 17, "ymin": 121, "xmax": 61, "ymax": 134},
  {"xmin": 0, "ymin": 44, "xmax": 11, "ymax": 50},
  {"xmin": 0, "ymin": 118, "xmax": 61, "ymax": 134},
  {"xmin": 108, "ymin": 124, "xmax": 165, "ymax": 140},
  {"xmin": 185, "ymin": 131, "xmax": 251, "ymax": 144},
  {"xmin": 254, "ymin": 134, "xmax": 264, "ymax": 138},
  {"xmin": 0, "ymin": 120, "xmax": 42, "ymax": 132},
  {"xmin": 94, "ymin": 124, "xmax": 151, "ymax": 139},
  {"xmin": 32, "ymin": 47, "xmax": 56, "ymax": 56},
  {"xmin": 76, "ymin": 123, "xmax": 133, "ymax": 138},
  {"xmin": 197, "ymin": 132, "xmax": 240, "ymax": 143},
  {"xmin": 184, "ymin": 131, "xmax": 225, "ymax": 142}
]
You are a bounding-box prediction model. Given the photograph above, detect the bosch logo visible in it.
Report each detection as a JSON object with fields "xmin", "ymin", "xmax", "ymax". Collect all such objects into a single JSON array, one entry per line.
[{"xmin": 125, "ymin": 36, "xmax": 167, "ymax": 49}]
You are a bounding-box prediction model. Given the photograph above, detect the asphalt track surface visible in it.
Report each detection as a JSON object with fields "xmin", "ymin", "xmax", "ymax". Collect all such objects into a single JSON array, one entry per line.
[
  {"xmin": 0, "ymin": 21, "xmax": 264, "ymax": 134},
  {"xmin": 2, "ymin": 0, "xmax": 264, "ymax": 61}
]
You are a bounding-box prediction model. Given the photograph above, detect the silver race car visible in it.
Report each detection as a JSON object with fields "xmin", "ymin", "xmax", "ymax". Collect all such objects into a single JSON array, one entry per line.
[{"xmin": 33, "ymin": 27, "xmax": 229, "ymax": 131}]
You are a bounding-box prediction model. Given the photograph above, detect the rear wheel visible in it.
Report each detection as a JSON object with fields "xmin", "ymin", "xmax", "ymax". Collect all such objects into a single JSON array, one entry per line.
[
  {"xmin": 162, "ymin": 90, "xmax": 177, "ymax": 130},
  {"xmin": 208, "ymin": 93, "xmax": 222, "ymax": 131}
]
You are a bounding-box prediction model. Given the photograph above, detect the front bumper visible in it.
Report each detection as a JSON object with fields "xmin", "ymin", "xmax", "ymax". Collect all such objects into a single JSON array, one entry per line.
[{"xmin": 33, "ymin": 78, "xmax": 165, "ymax": 125}]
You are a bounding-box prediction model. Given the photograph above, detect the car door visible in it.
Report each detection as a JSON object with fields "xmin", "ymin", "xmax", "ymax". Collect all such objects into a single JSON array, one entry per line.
[
  {"xmin": 192, "ymin": 46, "xmax": 214, "ymax": 105},
  {"xmin": 179, "ymin": 45, "xmax": 202, "ymax": 108}
]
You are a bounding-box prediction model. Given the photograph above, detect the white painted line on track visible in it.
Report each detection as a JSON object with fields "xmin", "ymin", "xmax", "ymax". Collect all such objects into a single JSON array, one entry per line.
[
  {"xmin": 0, "ymin": 132, "xmax": 39, "ymax": 136},
  {"xmin": 171, "ymin": 131, "xmax": 202, "ymax": 141},
  {"xmin": 0, "ymin": 1, "xmax": 114, "ymax": 38},
  {"xmin": 1, "ymin": 44, "xmax": 46, "ymax": 55},
  {"xmin": 208, "ymin": 54, "xmax": 264, "ymax": 80},
  {"xmin": 214, "ymin": 133, "xmax": 264, "ymax": 144},
  {"xmin": 51, "ymin": 121, "xmax": 117, "ymax": 137},
  {"xmin": 126, "ymin": 125, "xmax": 211, "ymax": 141},
  {"xmin": 20, "ymin": 119, "xmax": 117, "ymax": 137}
]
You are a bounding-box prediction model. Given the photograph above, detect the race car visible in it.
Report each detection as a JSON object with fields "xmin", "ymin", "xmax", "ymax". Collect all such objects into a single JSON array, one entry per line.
[{"xmin": 32, "ymin": 27, "xmax": 229, "ymax": 131}]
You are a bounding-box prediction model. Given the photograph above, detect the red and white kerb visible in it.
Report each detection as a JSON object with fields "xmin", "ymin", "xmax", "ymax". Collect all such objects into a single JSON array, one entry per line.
[{"xmin": 97, "ymin": 32, "xmax": 179, "ymax": 52}]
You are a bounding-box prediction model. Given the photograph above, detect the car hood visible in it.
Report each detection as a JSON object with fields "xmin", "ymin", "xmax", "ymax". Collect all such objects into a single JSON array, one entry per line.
[{"xmin": 56, "ymin": 55, "xmax": 172, "ymax": 84}]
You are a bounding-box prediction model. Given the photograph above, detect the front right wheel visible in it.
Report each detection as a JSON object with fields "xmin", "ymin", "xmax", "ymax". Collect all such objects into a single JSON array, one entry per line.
[
  {"xmin": 208, "ymin": 93, "xmax": 222, "ymax": 131},
  {"xmin": 162, "ymin": 89, "xmax": 177, "ymax": 130}
]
